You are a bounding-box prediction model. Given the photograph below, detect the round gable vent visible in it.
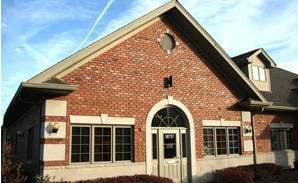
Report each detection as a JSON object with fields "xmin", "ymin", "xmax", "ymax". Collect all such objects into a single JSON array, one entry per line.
[{"xmin": 159, "ymin": 33, "xmax": 176, "ymax": 52}]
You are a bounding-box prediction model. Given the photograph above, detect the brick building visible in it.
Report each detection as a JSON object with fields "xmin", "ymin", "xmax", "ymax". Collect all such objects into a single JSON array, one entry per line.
[{"xmin": 2, "ymin": 1, "xmax": 297, "ymax": 182}]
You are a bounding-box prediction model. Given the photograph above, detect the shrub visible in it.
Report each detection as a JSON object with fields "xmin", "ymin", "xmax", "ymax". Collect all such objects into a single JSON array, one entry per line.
[
  {"xmin": 255, "ymin": 163, "xmax": 284, "ymax": 182},
  {"xmin": 214, "ymin": 167, "xmax": 254, "ymax": 183},
  {"xmin": 214, "ymin": 163, "xmax": 284, "ymax": 183},
  {"xmin": 33, "ymin": 175, "xmax": 51, "ymax": 183},
  {"xmin": 75, "ymin": 175, "xmax": 173, "ymax": 183},
  {"xmin": 294, "ymin": 160, "xmax": 298, "ymax": 170},
  {"xmin": 1, "ymin": 144, "xmax": 28, "ymax": 183}
]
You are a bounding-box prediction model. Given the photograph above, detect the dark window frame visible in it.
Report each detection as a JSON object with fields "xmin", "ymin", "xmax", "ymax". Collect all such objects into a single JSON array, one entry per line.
[
  {"xmin": 93, "ymin": 126, "xmax": 112, "ymax": 162},
  {"xmin": 271, "ymin": 128, "xmax": 293, "ymax": 151},
  {"xmin": 203, "ymin": 126, "xmax": 241, "ymax": 156},
  {"xmin": 70, "ymin": 125, "xmax": 133, "ymax": 164},
  {"xmin": 70, "ymin": 126, "xmax": 91, "ymax": 163}
]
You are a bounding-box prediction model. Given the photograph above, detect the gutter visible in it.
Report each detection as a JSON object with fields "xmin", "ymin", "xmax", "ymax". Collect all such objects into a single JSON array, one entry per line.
[
  {"xmin": 21, "ymin": 82, "xmax": 78, "ymax": 91},
  {"xmin": 264, "ymin": 105, "xmax": 298, "ymax": 111},
  {"xmin": 3, "ymin": 82, "xmax": 78, "ymax": 125},
  {"xmin": 251, "ymin": 111, "xmax": 258, "ymax": 171},
  {"xmin": 239, "ymin": 99, "xmax": 298, "ymax": 112},
  {"xmin": 240, "ymin": 98, "xmax": 272, "ymax": 107}
]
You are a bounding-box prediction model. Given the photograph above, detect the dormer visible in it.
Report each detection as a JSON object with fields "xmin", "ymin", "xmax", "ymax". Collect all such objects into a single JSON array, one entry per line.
[{"xmin": 232, "ymin": 48, "xmax": 276, "ymax": 92}]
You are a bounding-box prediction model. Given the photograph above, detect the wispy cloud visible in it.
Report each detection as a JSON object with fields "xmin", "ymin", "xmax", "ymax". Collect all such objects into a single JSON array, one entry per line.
[
  {"xmin": 4, "ymin": 0, "xmax": 96, "ymax": 25},
  {"xmin": 2, "ymin": 0, "xmax": 298, "ymax": 120},
  {"xmin": 20, "ymin": 43, "xmax": 50, "ymax": 66},
  {"xmin": 93, "ymin": 0, "xmax": 168, "ymax": 42},
  {"xmin": 182, "ymin": 0, "xmax": 298, "ymax": 73},
  {"xmin": 77, "ymin": 0, "xmax": 116, "ymax": 50}
]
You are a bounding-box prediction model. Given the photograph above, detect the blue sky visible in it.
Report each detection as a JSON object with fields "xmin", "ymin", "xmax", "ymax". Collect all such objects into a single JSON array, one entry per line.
[{"xmin": 2, "ymin": 0, "xmax": 298, "ymax": 120}]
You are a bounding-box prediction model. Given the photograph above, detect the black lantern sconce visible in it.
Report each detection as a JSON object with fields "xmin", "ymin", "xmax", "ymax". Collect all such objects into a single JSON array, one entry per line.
[
  {"xmin": 164, "ymin": 76, "xmax": 173, "ymax": 88},
  {"xmin": 46, "ymin": 122, "xmax": 60, "ymax": 134},
  {"xmin": 243, "ymin": 126, "xmax": 252, "ymax": 136}
]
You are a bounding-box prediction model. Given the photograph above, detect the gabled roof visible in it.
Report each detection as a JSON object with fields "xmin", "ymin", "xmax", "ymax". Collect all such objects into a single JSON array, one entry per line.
[
  {"xmin": 233, "ymin": 49, "xmax": 298, "ymax": 110},
  {"xmin": 232, "ymin": 48, "xmax": 259, "ymax": 65},
  {"xmin": 232, "ymin": 48, "xmax": 277, "ymax": 68},
  {"xmin": 6, "ymin": 0, "xmax": 275, "ymax": 125},
  {"xmin": 26, "ymin": 0, "xmax": 267, "ymax": 102}
]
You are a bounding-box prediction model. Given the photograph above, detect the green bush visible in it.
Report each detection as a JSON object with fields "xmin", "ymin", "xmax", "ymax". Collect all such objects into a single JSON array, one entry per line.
[{"xmin": 33, "ymin": 175, "xmax": 51, "ymax": 183}]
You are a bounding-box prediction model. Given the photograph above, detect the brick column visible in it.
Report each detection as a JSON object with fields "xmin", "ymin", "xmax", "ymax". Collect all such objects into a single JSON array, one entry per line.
[{"xmin": 40, "ymin": 100, "xmax": 67, "ymax": 167}]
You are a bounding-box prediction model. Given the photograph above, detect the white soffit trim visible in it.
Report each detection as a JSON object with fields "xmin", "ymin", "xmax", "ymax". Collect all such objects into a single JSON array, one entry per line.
[
  {"xmin": 70, "ymin": 115, "xmax": 135, "ymax": 125},
  {"xmin": 202, "ymin": 119, "xmax": 241, "ymax": 127},
  {"xmin": 270, "ymin": 123, "xmax": 294, "ymax": 128}
]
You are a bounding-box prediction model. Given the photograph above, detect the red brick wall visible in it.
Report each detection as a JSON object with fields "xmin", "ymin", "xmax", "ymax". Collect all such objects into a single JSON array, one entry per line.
[
  {"xmin": 254, "ymin": 112, "xmax": 297, "ymax": 152},
  {"xmin": 56, "ymin": 18, "xmax": 242, "ymax": 162}
]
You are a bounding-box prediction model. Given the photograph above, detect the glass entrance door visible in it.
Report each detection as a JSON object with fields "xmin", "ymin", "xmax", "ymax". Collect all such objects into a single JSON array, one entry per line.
[
  {"xmin": 160, "ymin": 130, "xmax": 181, "ymax": 182},
  {"xmin": 151, "ymin": 129, "xmax": 188, "ymax": 183}
]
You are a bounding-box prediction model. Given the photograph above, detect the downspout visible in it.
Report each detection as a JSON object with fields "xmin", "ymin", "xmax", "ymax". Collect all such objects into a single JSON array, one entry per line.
[
  {"xmin": 251, "ymin": 111, "xmax": 258, "ymax": 170},
  {"xmin": 38, "ymin": 97, "xmax": 45, "ymax": 176}
]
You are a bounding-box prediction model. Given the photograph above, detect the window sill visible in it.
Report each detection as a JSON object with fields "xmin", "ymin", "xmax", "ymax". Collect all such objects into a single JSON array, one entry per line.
[
  {"xmin": 271, "ymin": 149, "xmax": 295, "ymax": 153},
  {"xmin": 203, "ymin": 154, "xmax": 245, "ymax": 160},
  {"xmin": 68, "ymin": 161, "xmax": 143, "ymax": 169}
]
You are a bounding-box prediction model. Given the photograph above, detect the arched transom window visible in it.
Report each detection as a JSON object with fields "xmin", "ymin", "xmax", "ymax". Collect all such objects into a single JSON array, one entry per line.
[{"xmin": 151, "ymin": 106, "xmax": 187, "ymax": 127}]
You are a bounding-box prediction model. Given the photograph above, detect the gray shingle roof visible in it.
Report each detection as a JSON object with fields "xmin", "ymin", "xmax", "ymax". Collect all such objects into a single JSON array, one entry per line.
[
  {"xmin": 232, "ymin": 49, "xmax": 298, "ymax": 108},
  {"xmin": 261, "ymin": 67, "xmax": 298, "ymax": 107}
]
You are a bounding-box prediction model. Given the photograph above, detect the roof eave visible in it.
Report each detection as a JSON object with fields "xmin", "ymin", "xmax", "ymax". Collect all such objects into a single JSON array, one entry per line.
[
  {"xmin": 21, "ymin": 82, "xmax": 78, "ymax": 91},
  {"xmin": 3, "ymin": 82, "xmax": 78, "ymax": 126},
  {"xmin": 239, "ymin": 99, "xmax": 298, "ymax": 112},
  {"xmin": 265, "ymin": 105, "xmax": 298, "ymax": 112}
]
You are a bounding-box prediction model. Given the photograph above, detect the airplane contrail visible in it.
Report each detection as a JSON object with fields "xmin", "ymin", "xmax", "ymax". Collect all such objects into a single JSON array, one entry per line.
[{"xmin": 76, "ymin": 0, "xmax": 115, "ymax": 50}]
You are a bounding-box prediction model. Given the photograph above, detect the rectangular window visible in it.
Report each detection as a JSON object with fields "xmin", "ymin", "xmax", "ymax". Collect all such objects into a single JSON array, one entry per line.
[
  {"xmin": 181, "ymin": 133, "xmax": 187, "ymax": 158},
  {"xmin": 271, "ymin": 128, "xmax": 293, "ymax": 150},
  {"xmin": 203, "ymin": 127, "xmax": 240, "ymax": 156},
  {"xmin": 152, "ymin": 134, "xmax": 157, "ymax": 159},
  {"xmin": 27, "ymin": 127, "xmax": 34, "ymax": 160},
  {"xmin": 216, "ymin": 128, "xmax": 227, "ymax": 155},
  {"xmin": 285, "ymin": 129, "xmax": 293, "ymax": 149},
  {"xmin": 115, "ymin": 128, "xmax": 132, "ymax": 161},
  {"xmin": 94, "ymin": 127, "xmax": 111, "ymax": 162},
  {"xmin": 252, "ymin": 66, "xmax": 259, "ymax": 80},
  {"xmin": 71, "ymin": 126, "xmax": 90, "ymax": 163},
  {"xmin": 163, "ymin": 133, "xmax": 176, "ymax": 159},
  {"xmin": 71, "ymin": 125, "xmax": 133, "ymax": 163},
  {"xmin": 203, "ymin": 128, "xmax": 215, "ymax": 155},
  {"xmin": 259, "ymin": 67, "xmax": 266, "ymax": 81},
  {"xmin": 228, "ymin": 128, "xmax": 240, "ymax": 154}
]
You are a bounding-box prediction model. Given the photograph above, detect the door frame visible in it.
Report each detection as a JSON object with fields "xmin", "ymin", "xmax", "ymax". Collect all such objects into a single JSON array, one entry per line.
[
  {"xmin": 145, "ymin": 97, "xmax": 197, "ymax": 179},
  {"xmin": 153, "ymin": 128, "xmax": 188, "ymax": 182}
]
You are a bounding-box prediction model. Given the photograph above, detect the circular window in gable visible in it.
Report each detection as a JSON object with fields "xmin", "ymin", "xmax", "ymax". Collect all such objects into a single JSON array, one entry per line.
[{"xmin": 159, "ymin": 33, "xmax": 176, "ymax": 52}]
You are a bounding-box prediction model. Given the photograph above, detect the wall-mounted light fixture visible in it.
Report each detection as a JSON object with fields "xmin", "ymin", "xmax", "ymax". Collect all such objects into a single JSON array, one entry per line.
[
  {"xmin": 164, "ymin": 76, "xmax": 173, "ymax": 88},
  {"xmin": 16, "ymin": 130, "xmax": 24, "ymax": 137},
  {"xmin": 46, "ymin": 122, "xmax": 60, "ymax": 134},
  {"xmin": 243, "ymin": 126, "xmax": 252, "ymax": 136}
]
